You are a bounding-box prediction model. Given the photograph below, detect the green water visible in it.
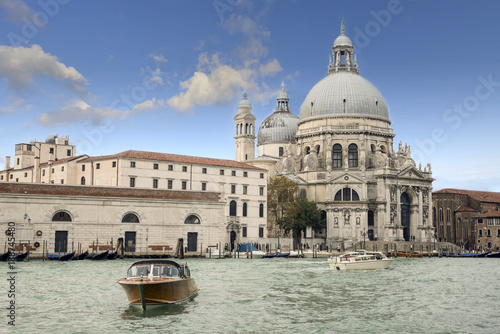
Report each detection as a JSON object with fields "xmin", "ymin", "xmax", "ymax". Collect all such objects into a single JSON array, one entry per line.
[{"xmin": 2, "ymin": 257, "xmax": 499, "ymax": 333}]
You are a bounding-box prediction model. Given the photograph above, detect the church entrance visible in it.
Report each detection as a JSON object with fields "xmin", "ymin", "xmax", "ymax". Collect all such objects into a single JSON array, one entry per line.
[{"xmin": 401, "ymin": 193, "xmax": 410, "ymax": 241}]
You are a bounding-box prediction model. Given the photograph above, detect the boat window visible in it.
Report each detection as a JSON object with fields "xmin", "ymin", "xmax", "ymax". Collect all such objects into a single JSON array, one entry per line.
[
  {"xmin": 129, "ymin": 265, "xmax": 150, "ymax": 277},
  {"xmin": 152, "ymin": 266, "xmax": 160, "ymax": 276}
]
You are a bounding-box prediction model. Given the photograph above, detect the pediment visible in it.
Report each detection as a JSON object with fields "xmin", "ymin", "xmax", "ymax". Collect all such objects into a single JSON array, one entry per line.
[
  {"xmin": 328, "ymin": 172, "xmax": 365, "ymax": 184},
  {"xmin": 398, "ymin": 166, "xmax": 425, "ymax": 179}
]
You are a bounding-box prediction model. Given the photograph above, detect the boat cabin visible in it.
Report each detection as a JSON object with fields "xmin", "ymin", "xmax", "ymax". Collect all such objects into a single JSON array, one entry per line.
[{"xmin": 126, "ymin": 260, "xmax": 190, "ymax": 280}]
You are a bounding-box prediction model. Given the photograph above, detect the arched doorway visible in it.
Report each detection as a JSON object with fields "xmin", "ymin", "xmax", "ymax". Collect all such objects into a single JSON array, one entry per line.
[
  {"xmin": 230, "ymin": 231, "xmax": 237, "ymax": 251},
  {"xmin": 401, "ymin": 193, "xmax": 410, "ymax": 241}
]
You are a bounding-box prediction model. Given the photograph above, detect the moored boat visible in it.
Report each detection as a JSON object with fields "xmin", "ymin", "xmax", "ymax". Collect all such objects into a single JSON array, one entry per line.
[
  {"xmin": 302, "ymin": 249, "xmax": 331, "ymax": 258},
  {"xmin": 328, "ymin": 250, "xmax": 393, "ymax": 270},
  {"xmin": 262, "ymin": 251, "xmax": 290, "ymax": 258},
  {"xmin": 233, "ymin": 243, "xmax": 266, "ymax": 258},
  {"xmin": 14, "ymin": 251, "xmax": 29, "ymax": 261},
  {"xmin": 0, "ymin": 251, "xmax": 11, "ymax": 261},
  {"xmin": 487, "ymin": 252, "xmax": 500, "ymax": 258},
  {"xmin": 73, "ymin": 251, "xmax": 89, "ymax": 260},
  {"xmin": 205, "ymin": 246, "xmax": 226, "ymax": 259},
  {"xmin": 117, "ymin": 260, "xmax": 199, "ymax": 310},
  {"xmin": 46, "ymin": 252, "xmax": 75, "ymax": 261},
  {"xmin": 92, "ymin": 250, "xmax": 109, "ymax": 260}
]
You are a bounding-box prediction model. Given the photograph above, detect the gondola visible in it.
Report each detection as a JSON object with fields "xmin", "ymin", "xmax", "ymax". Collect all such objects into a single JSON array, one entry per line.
[
  {"xmin": 46, "ymin": 252, "xmax": 75, "ymax": 261},
  {"xmin": 14, "ymin": 251, "xmax": 29, "ymax": 262},
  {"xmin": 92, "ymin": 250, "xmax": 109, "ymax": 260},
  {"xmin": 73, "ymin": 251, "xmax": 89, "ymax": 260},
  {"xmin": 0, "ymin": 251, "xmax": 11, "ymax": 261},
  {"xmin": 487, "ymin": 252, "xmax": 500, "ymax": 258},
  {"xmin": 106, "ymin": 251, "xmax": 118, "ymax": 260}
]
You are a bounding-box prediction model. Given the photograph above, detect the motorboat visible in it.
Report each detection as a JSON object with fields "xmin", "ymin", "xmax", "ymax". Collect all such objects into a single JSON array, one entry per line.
[
  {"xmin": 233, "ymin": 243, "xmax": 266, "ymax": 258},
  {"xmin": 117, "ymin": 260, "xmax": 199, "ymax": 310},
  {"xmin": 328, "ymin": 250, "xmax": 393, "ymax": 270},
  {"xmin": 205, "ymin": 245, "xmax": 226, "ymax": 259}
]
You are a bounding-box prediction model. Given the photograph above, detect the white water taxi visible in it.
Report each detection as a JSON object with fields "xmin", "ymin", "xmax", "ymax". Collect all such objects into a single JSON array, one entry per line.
[{"xmin": 328, "ymin": 250, "xmax": 393, "ymax": 270}]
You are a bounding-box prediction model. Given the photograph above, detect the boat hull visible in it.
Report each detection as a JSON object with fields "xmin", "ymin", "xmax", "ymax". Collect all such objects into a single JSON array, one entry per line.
[
  {"xmin": 328, "ymin": 258, "xmax": 393, "ymax": 270},
  {"xmin": 118, "ymin": 277, "xmax": 199, "ymax": 310}
]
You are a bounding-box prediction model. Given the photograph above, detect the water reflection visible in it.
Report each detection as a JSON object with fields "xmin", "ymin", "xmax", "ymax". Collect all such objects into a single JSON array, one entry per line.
[{"xmin": 120, "ymin": 302, "xmax": 188, "ymax": 319}]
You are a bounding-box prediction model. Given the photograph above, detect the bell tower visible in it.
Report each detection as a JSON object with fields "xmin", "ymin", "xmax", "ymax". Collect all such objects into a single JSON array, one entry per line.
[{"xmin": 234, "ymin": 93, "xmax": 256, "ymax": 162}]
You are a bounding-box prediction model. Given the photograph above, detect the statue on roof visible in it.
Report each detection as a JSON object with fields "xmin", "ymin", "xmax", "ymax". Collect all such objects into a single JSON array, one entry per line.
[{"xmin": 340, "ymin": 21, "xmax": 345, "ymax": 35}]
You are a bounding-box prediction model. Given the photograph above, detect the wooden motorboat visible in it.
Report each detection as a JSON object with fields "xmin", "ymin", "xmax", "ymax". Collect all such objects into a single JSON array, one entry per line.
[
  {"xmin": 328, "ymin": 250, "xmax": 393, "ymax": 270},
  {"xmin": 46, "ymin": 252, "xmax": 75, "ymax": 261},
  {"xmin": 117, "ymin": 260, "xmax": 199, "ymax": 310}
]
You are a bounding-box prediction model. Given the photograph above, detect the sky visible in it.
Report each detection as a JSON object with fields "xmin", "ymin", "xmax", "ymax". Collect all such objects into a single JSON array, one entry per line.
[{"xmin": 0, "ymin": 0, "xmax": 499, "ymax": 192}]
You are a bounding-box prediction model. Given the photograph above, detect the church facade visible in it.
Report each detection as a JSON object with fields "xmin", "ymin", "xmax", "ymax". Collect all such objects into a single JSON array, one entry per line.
[{"xmin": 236, "ymin": 24, "xmax": 435, "ymax": 244}]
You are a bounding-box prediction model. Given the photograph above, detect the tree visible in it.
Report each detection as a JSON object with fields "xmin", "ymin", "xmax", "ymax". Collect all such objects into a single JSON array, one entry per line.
[
  {"xmin": 267, "ymin": 176, "xmax": 300, "ymax": 237},
  {"xmin": 294, "ymin": 198, "xmax": 326, "ymax": 237}
]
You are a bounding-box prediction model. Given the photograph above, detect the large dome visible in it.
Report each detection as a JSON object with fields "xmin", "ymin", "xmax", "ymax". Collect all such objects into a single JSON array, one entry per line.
[
  {"xmin": 258, "ymin": 111, "xmax": 299, "ymax": 146},
  {"xmin": 299, "ymin": 72, "xmax": 389, "ymax": 120}
]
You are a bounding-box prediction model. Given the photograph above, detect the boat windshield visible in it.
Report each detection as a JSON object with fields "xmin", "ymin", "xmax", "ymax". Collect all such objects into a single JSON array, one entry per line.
[{"xmin": 128, "ymin": 264, "xmax": 180, "ymax": 278}]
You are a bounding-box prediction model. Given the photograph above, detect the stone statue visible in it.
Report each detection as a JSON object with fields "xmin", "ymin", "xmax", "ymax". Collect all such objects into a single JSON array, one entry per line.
[
  {"xmin": 334, "ymin": 217, "xmax": 338, "ymax": 225},
  {"xmin": 356, "ymin": 217, "xmax": 360, "ymax": 225},
  {"xmin": 344, "ymin": 210, "xmax": 350, "ymax": 225}
]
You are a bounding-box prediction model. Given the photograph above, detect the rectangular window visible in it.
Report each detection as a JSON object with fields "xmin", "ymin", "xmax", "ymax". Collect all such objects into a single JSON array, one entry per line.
[
  {"xmin": 60, "ymin": 179, "xmax": 64, "ymax": 184},
  {"xmin": 153, "ymin": 179, "xmax": 158, "ymax": 189},
  {"xmin": 82, "ymin": 165, "xmax": 85, "ymax": 172},
  {"xmin": 96, "ymin": 163, "xmax": 100, "ymax": 169},
  {"xmin": 243, "ymin": 171, "xmax": 248, "ymax": 177},
  {"xmin": 497, "ymin": 230, "xmax": 500, "ymax": 237},
  {"xmin": 67, "ymin": 149, "xmax": 71, "ymax": 156},
  {"xmin": 112, "ymin": 161, "xmax": 116, "ymax": 168},
  {"xmin": 24, "ymin": 172, "xmax": 27, "ymax": 177},
  {"xmin": 279, "ymin": 147, "xmax": 284, "ymax": 157},
  {"xmin": 202, "ymin": 182, "xmax": 206, "ymax": 191},
  {"xmin": 168, "ymin": 165, "xmax": 173, "ymax": 171},
  {"xmin": 220, "ymin": 169, "xmax": 224, "ymax": 175},
  {"xmin": 242, "ymin": 226, "xmax": 247, "ymax": 238},
  {"xmin": 61, "ymin": 167, "xmax": 64, "ymax": 172},
  {"xmin": 17, "ymin": 158, "xmax": 19, "ymax": 165},
  {"xmin": 182, "ymin": 166, "xmax": 188, "ymax": 172},
  {"xmin": 231, "ymin": 170, "xmax": 236, "ymax": 176},
  {"xmin": 42, "ymin": 170, "xmax": 45, "ymax": 176},
  {"xmin": 168, "ymin": 180, "xmax": 173, "ymax": 189},
  {"xmin": 478, "ymin": 218, "xmax": 483, "ymax": 224},
  {"xmin": 260, "ymin": 186, "xmax": 264, "ymax": 196},
  {"xmin": 243, "ymin": 185, "xmax": 247, "ymax": 194},
  {"xmin": 10, "ymin": 175, "xmax": 13, "ymax": 179},
  {"xmin": 231, "ymin": 185, "xmax": 236, "ymax": 194},
  {"xmin": 479, "ymin": 230, "xmax": 483, "ymax": 237},
  {"xmin": 49, "ymin": 148, "xmax": 54, "ymax": 154},
  {"xmin": 130, "ymin": 161, "xmax": 136, "ymax": 168},
  {"xmin": 182, "ymin": 181, "xmax": 187, "ymax": 190},
  {"xmin": 259, "ymin": 227, "xmax": 264, "ymax": 238},
  {"xmin": 51, "ymin": 168, "xmax": 54, "ymax": 173},
  {"xmin": 260, "ymin": 173, "xmax": 264, "ymax": 179},
  {"xmin": 487, "ymin": 229, "xmax": 491, "ymax": 237},
  {"xmin": 153, "ymin": 163, "xmax": 158, "ymax": 170},
  {"xmin": 202, "ymin": 168, "xmax": 207, "ymax": 174},
  {"xmin": 130, "ymin": 177, "xmax": 135, "ymax": 187}
]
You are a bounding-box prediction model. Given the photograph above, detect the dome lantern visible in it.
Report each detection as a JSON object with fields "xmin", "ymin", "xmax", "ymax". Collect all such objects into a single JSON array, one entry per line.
[{"xmin": 328, "ymin": 21, "xmax": 358, "ymax": 75}]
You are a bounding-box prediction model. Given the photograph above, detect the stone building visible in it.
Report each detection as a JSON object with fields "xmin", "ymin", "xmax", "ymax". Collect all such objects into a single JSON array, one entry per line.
[
  {"xmin": 239, "ymin": 23, "xmax": 435, "ymax": 244},
  {"xmin": 432, "ymin": 188, "xmax": 500, "ymax": 250},
  {"xmin": 1, "ymin": 138, "xmax": 268, "ymax": 254}
]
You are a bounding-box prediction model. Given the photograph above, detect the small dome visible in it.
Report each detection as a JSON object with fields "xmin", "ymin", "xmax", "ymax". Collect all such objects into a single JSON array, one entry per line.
[
  {"xmin": 257, "ymin": 111, "xmax": 299, "ymax": 146},
  {"xmin": 238, "ymin": 93, "xmax": 252, "ymax": 109},
  {"xmin": 333, "ymin": 34, "xmax": 352, "ymax": 47}
]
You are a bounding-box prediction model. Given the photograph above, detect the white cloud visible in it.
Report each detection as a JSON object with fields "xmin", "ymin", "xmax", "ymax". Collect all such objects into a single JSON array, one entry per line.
[
  {"xmin": 36, "ymin": 99, "xmax": 127, "ymax": 126},
  {"xmin": 132, "ymin": 98, "xmax": 165, "ymax": 112},
  {"xmin": 149, "ymin": 53, "xmax": 167, "ymax": 63},
  {"xmin": 259, "ymin": 59, "xmax": 282, "ymax": 77},
  {"xmin": 167, "ymin": 53, "xmax": 258, "ymax": 111},
  {"xmin": 0, "ymin": 96, "xmax": 24, "ymax": 114},
  {"xmin": 0, "ymin": 44, "xmax": 88, "ymax": 92},
  {"xmin": 0, "ymin": 0, "xmax": 35, "ymax": 26}
]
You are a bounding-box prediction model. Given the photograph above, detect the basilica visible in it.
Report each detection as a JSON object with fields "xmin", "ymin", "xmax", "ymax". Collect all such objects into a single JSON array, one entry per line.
[{"xmin": 235, "ymin": 24, "xmax": 435, "ymax": 244}]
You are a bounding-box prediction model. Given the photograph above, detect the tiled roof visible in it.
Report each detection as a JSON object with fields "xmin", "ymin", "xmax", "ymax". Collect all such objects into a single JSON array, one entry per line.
[
  {"xmin": 79, "ymin": 150, "xmax": 265, "ymax": 170},
  {"xmin": 473, "ymin": 211, "xmax": 500, "ymax": 219},
  {"xmin": 433, "ymin": 188, "xmax": 500, "ymax": 204},
  {"xmin": 39, "ymin": 155, "xmax": 88, "ymax": 167},
  {"xmin": 455, "ymin": 205, "xmax": 479, "ymax": 213}
]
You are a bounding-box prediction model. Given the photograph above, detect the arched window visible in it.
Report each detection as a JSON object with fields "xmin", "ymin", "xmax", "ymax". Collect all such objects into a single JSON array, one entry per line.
[
  {"xmin": 348, "ymin": 144, "xmax": 358, "ymax": 167},
  {"xmin": 242, "ymin": 203, "xmax": 247, "ymax": 217},
  {"xmin": 334, "ymin": 188, "xmax": 359, "ymax": 201},
  {"xmin": 315, "ymin": 145, "xmax": 320, "ymax": 155},
  {"xmin": 52, "ymin": 211, "xmax": 72, "ymax": 222},
  {"xmin": 305, "ymin": 146, "xmax": 311, "ymax": 155},
  {"xmin": 81, "ymin": 176, "xmax": 85, "ymax": 185},
  {"xmin": 446, "ymin": 208, "xmax": 451, "ymax": 222},
  {"xmin": 122, "ymin": 213, "xmax": 139, "ymax": 223},
  {"xmin": 259, "ymin": 203, "xmax": 264, "ymax": 218},
  {"xmin": 229, "ymin": 200, "xmax": 237, "ymax": 216},
  {"xmin": 184, "ymin": 215, "xmax": 200, "ymax": 224},
  {"xmin": 332, "ymin": 144, "xmax": 342, "ymax": 168},
  {"xmin": 457, "ymin": 218, "xmax": 462, "ymax": 240}
]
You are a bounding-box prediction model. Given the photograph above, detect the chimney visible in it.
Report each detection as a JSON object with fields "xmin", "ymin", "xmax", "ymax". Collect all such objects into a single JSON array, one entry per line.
[
  {"xmin": 34, "ymin": 157, "xmax": 40, "ymax": 183},
  {"xmin": 4, "ymin": 156, "xmax": 10, "ymax": 170}
]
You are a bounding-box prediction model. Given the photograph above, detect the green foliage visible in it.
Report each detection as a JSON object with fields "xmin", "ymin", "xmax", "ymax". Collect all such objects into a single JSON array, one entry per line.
[{"xmin": 267, "ymin": 177, "xmax": 325, "ymax": 237}]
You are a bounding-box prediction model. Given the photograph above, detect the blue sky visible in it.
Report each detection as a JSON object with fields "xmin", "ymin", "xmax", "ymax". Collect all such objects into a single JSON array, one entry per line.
[{"xmin": 0, "ymin": 0, "xmax": 499, "ymax": 191}]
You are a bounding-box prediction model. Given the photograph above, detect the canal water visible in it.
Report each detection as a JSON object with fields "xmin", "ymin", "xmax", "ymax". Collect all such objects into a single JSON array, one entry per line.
[{"xmin": 2, "ymin": 256, "xmax": 499, "ymax": 333}]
